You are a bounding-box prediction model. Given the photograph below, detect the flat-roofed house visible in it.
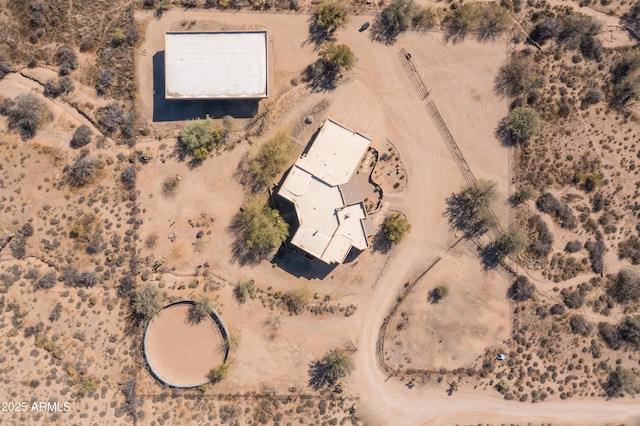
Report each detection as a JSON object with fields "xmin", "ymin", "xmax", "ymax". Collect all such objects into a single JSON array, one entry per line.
[
  {"xmin": 279, "ymin": 119, "xmax": 373, "ymax": 264},
  {"xmin": 164, "ymin": 31, "xmax": 269, "ymax": 99}
]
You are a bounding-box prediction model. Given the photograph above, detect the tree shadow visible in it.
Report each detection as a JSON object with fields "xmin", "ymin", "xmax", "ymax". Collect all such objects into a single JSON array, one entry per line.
[
  {"xmin": 308, "ymin": 360, "xmax": 329, "ymax": 390},
  {"xmin": 443, "ymin": 26, "xmax": 469, "ymax": 45},
  {"xmin": 305, "ymin": 20, "xmax": 334, "ymax": 50},
  {"xmin": 303, "ymin": 60, "xmax": 339, "ymax": 92},
  {"xmin": 169, "ymin": 139, "xmax": 205, "ymax": 169},
  {"xmin": 494, "ymin": 118, "xmax": 515, "ymax": 147},
  {"xmin": 371, "ymin": 229, "xmax": 393, "ymax": 254},
  {"xmin": 479, "ymin": 241, "xmax": 504, "ymax": 270},
  {"xmin": 186, "ymin": 305, "xmax": 206, "ymax": 325},
  {"xmin": 369, "ymin": 16, "xmax": 400, "ymax": 46}
]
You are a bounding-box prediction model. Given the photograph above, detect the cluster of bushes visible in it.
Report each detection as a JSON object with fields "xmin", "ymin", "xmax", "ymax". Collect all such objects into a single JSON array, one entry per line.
[
  {"xmin": 618, "ymin": 235, "xmax": 640, "ymax": 265},
  {"xmin": 564, "ymin": 240, "xmax": 583, "ymax": 253},
  {"xmin": 0, "ymin": 56, "xmax": 14, "ymax": 80},
  {"xmin": 603, "ymin": 367, "xmax": 637, "ymax": 398},
  {"xmin": 96, "ymin": 102, "xmax": 134, "ymax": 143},
  {"xmin": 0, "ymin": 93, "xmax": 52, "ymax": 140},
  {"xmin": 529, "ymin": 12, "xmax": 602, "ymax": 61},
  {"xmin": 598, "ymin": 316, "xmax": 640, "ymax": 350},
  {"xmin": 66, "ymin": 151, "xmax": 101, "ymax": 187},
  {"xmin": 609, "ymin": 51, "xmax": 640, "ymax": 110},
  {"xmin": 535, "ymin": 193, "xmax": 577, "ymax": 229},
  {"xmin": 9, "ymin": 223, "xmax": 34, "ymax": 259},
  {"xmin": 561, "ymin": 286, "xmax": 586, "ymax": 309},
  {"xmin": 70, "ymin": 125, "xmax": 93, "ymax": 148},
  {"xmin": 584, "ymin": 234, "xmax": 606, "ymax": 274},
  {"xmin": 527, "ymin": 215, "xmax": 554, "ymax": 259},
  {"xmin": 569, "ymin": 314, "xmax": 593, "ymax": 336},
  {"xmin": 443, "ymin": 3, "xmax": 511, "ymax": 42},
  {"xmin": 607, "ymin": 269, "xmax": 640, "ymax": 304},
  {"xmin": 508, "ymin": 275, "xmax": 536, "ymax": 301},
  {"xmin": 44, "ymin": 77, "xmax": 74, "ymax": 98},
  {"xmin": 55, "ymin": 46, "xmax": 78, "ymax": 76}
]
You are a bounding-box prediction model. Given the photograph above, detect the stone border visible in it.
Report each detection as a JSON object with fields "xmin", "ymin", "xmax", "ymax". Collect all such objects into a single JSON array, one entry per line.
[{"xmin": 143, "ymin": 300, "xmax": 230, "ymax": 388}]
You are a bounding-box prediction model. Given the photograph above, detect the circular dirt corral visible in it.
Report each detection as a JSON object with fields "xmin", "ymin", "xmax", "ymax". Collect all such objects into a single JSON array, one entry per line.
[{"xmin": 144, "ymin": 302, "xmax": 228, "ymax": 387}]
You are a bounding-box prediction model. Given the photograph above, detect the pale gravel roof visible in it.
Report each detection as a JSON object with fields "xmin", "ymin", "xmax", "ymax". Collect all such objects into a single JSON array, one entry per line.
[{"xmin": 164, "ymin": 31, "xmax": 268, "ymax": 99}]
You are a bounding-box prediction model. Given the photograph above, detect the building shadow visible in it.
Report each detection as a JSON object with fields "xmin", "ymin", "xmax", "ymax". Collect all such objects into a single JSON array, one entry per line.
[{"xmin": 152, "ymin": 51, "xmax": 260, "ymax": 122}]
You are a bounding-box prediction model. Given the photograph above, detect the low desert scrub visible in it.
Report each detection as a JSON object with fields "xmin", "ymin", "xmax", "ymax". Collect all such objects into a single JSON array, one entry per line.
[
  {"xmin": 428, "ymin": 284, "xmax": 449, "ymax": 303},
  {"xmin": 233, "ymin": 280, "xmax": 256, "ymax": 304},
  {"xmin": 536, "ymin": 193, "xmax": 577, "ymax": 230},
  {"xmin": 527, "ymin": 215, "xmax": 554, "ymax": 259},
  {"xmin": 120, "ymin": 165, "xmax": 136, "ymax": 190},
  {"xmin": 70, "ymin": 125, "xmax": 93, "ymax": 148},
  {"xmin": 66, "ymin": 152, "xmax": 101, "ymax": 187},
  {"xmin": 603, "ymin": 367, "xmax": 637, "ymax": 397},
  {"xmin": 309, "ymin": 350, "xmax": 355, "ymax": 388},
  {"xmin": 161, "ymin": 175, "xmax": 181, "ymax": 197},
  {"xmin": 44, "ymin": 77, "xmax": 74, "ymax": 98},
  {"xmin": 0, "ymin": 93, "xmax": 52, "ymax": 140},
  {"xmin": 55, "ymin": 46, "xmax": 77, "ymax": 76},
  {"xmin": 608, "ymin": 269, "xmax": 640, "ymax": 304},
  {"xmin": 283, "ymin": 288, "xmax": 310, "ymax": 315}
]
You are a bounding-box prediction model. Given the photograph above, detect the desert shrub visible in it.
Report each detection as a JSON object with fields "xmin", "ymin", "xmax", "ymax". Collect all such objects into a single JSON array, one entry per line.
[
  {"xmin": 584, "ymin": 235, "xmax": 606, "ymax": 274},
  {"xmin": 132, "ymin": 283, "xmax": 163, "ymax": 320},
  {"xmin": 372, "ymin": 0, "xmax": 417, "ymax": 44},
  {"xmin": 74, "ymin": 271, "xmax": 98, "ymax": 288},
  {"xmin": 557, "ymin": 13, "xmax": 601, "ymax": 50},
  {"xmin": 562, "ymin": 289, "xmax": 585, "ymax": 309},
  {"xmin": 582, "ymin": 89, "xmax": 603, "ymax": 108},
  {"xmin": 9, "ymin": 236, "xmax": 26, "ymax": 259},
  {"xmin": 233, "ymin": 280, "xmax": 256, "ymax": 304},
  {"xmin": 44, "ymin": 77, "xmax": 74, "ymax": 98},
  {"xmin": 608, "ymin": 269, "xmax": 640, "ymax": 304},
  {"xmin": 609, "ymin": 52, "xmax": 640, "ymax": 110},
  {"xmin": 55, "ymin": 46, "xmax": 78, "ymax": 75},
  {"xmin": 570, "ymin": 315, "xmax": 593, "ymax": 336},
  {"xmin": 161, "ymin": 175, "xmax": 181, "ymax": 197},
  {"xmin": 603, "ymin": 367, "xmax": 637, "ymax": 397},
  {"xmin": 95, "ymin": 69, "xmax": 114, "ymax": 95},
  {"xmin": 507, "ymin": 107, "xmax": 541, "ymax": 142},
  {"xmin": 0, "ymin": 56, "xmax": 14, "ymax": 80},
  {"xmin": 580, "ymin": 35, "xmax": 603, "ymax": 61},
  {"xmin": 70, "ymin": 125, "xmax": 93, "ymax": 148},
  {"xmin": 383, "ymin": 213, "xmax": 411, "ymax": 243},
  {"xmin": 508, "ymin": 275, "xmax": 536, "ymax": 301},
  {"xmin": 529, "ymin": 17, "xmax": 559, "ymax": 45},
  {"xmin": 429, "ymin": 284, "xmax": 449, "ymax": 303},
  {"xmin": 618, "ymin": 236, "xmax": 640, "ymax": 265},
  {"xmin": 412, "ymin": 7, "xmax": 439, "ymax": 30},
  {"xmin": 314, "ymin": 1, "xmax": 348, "ymax": 34},
  {"xmin": 304, "ymin": 42, "xmax": 356, "ymax": 90},
  {"xmin": 96, "ymin": 103, "xmax": 124, "ymax": 135},
  {"xmin": 550, "ymin": 303, "xmax": 567, "ymax": 315},
  {"xmin": 599, "ymin": 321, "xmax": 623, "ymax": 349},
  {"xmin": 0, "ymin": 93, "xmax": 52, "ymax": 140},
  {"xmin": 444, "ymin": 3, "xmax": 510, "ymax": 42},
  {"xmin": 36, "ymin": 271, "xmax": 57, "ymax": 290},
  {"xmin": 67, "ymin": 154, "xmax": 99, "ymax": 187},
  {"xmin": 189, "ymin": 295, "xmax": 213, "ymax": 323},
  {"xmin": 49, "ymin": 302, "xmax": 62, "ymax": 322},
  {"xmin": 535, "ymin": 193, "xmax": 577, "ymax": 229},
  {"xmin": 120, "ymin": 165, "xmax": 136, "ymax": 190},
  {"xmin": 248, "ymin": 131, "xmax": 294, "ymax": 187},
  {"xmin": 208, "ymin": 362, "xmax": 230, "ymax": 383},
  {"xmin": 618, "ymin": 315, "xmax": 640, "ymax": 349},
  {"xmin": 565, "ymin": 240, "xmax": 583, "ymax": 253},
  {"xmin": 482, "ymin": 229, "xmax": 527, "ymax": 268},
  {"xmin": 283, "ymin": 289, "xmax": 309, "ymax": 315},
  {"xmin": 527, "ymin": 215, "xmax": 554, "ymax": 258},
  {"xmin": 495, "ymin": 56, "xmax": 533, "ymax": 98},
  {"xmin": 178, "ymin": 118, "xmax": 225, "ymax": 161},
  {"xmin": 445, "ymin": 180, "xmax": 498, "ymax": 238}
]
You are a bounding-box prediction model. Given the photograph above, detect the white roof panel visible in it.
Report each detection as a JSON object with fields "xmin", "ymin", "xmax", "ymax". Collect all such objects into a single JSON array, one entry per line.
[
  {"xmin": 165, "ymin": 31, "xmax": 268, "ymax": 99},
  {"xmin": 297, "ymin": 120, "xmax": 370, "ymax": 186}
]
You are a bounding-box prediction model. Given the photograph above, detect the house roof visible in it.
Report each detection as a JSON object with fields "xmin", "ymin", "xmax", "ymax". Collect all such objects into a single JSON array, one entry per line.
[
  {"xmin": 164, "ymin": 31, "xmax": 268, "ymax": 99},
  {"xmin": 279, "ymin": 119, "xmax": 371, "ymax": 264}
]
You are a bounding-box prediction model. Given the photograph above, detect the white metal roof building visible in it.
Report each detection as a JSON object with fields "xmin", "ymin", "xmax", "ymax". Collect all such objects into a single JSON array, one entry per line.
[
  {"xmin": 279, "ymin": 119, "xmax": 372, "ymax": 264},
  {"xmin": 164, "ymin": 31, "xmax": 268, "ymax": 99}
]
